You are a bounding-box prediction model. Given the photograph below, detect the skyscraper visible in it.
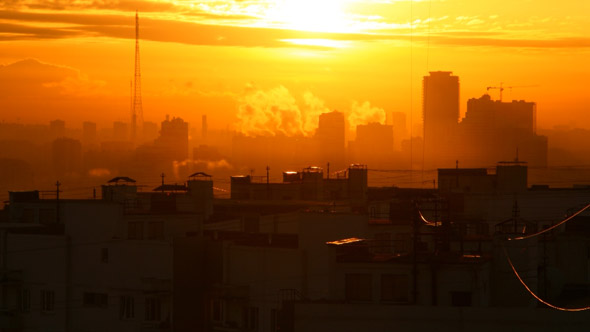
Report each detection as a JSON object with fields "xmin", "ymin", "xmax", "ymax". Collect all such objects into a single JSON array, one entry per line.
[
  {"xmin": 422, "ymin": 71, "xmax": 459, "ymax": 168},
  {"xmin": 317, "ymin": 111, "xmax": 345, "ymax": 171}
]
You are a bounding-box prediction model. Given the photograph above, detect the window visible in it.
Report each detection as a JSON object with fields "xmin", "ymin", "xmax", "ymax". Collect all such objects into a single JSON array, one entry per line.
[
  {"xmin": 21, "ymin": 209, "xmax": 35, "ymax": 223},
  {"xmin": 242, "ymin": 306, "xmax": 259, "ymax": 331},
  {"xmin": 451, "ymin": 291, "xmax": 472, "ymax": 307},
  {"xmin": 120, "ymin": 295, "xmax": 135, "ymax": 319},
  {"xmin": 270, "ymin": 308, "xmax": 278, "ymax": 332},
  {"xmin": 83, "ymin": 292, "xmax": 108, "ymax": 308},
  {"xmin": 145, "ymin": 297, "xmax": 161, "ymax": 321},
  {"xmin": 147, "ymin": 221, "xmax": 165, "ymax": 240},
  {"xmin": 20, "ymin": 289, "xmax": 30, "ymax": 312},
  {"xmin": 393, "ymin": 233, "xmax": 410, "ymax": 254},
  {"xmin": 381, "ymin": 274, "xmax": 409, "ymax": 302},
  {"xmin": 40, "ymin": 290, "xmax": 55, "ymax": 313},
  {"xmin": 39, "ymin": 208, "xmax": 57, "ymax": 224},
  {"xmin": 211, "ymin": 299, "xmax": 224, "ymax": 322},
  {"xmin": 128, "ymin": 221, "xmax": 144, "ymax": 240},
  {"xmin": 373, "ymin": 233, "xmax": 392, "ymax": 254},
  {"xmin": 345, "ymin": 273, "xmax": 372, "ymax": 301},
  {"xmin": 101, "ymin": 248, "xmax": 109, "ymax": 263}
]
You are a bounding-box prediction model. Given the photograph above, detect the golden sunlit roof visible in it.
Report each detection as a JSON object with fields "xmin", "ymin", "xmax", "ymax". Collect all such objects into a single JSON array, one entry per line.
[{"xmin": 326, "ymin": 237, "xmax": 365, "ymax": 246}]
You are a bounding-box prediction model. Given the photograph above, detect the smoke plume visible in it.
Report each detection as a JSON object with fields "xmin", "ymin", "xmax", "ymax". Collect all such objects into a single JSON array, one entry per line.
[
  {"xmin": 235, "ymin": 85, "xmax": 329, "ymax": 137},
  {"xmin": 348, "ymin": 101, "xmax": 386, "ymax": 131}
]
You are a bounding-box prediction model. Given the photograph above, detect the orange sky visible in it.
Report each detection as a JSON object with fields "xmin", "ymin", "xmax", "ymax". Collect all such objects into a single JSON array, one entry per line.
[{"xmin": 0, "ymin": 0, "xmax": 589, "ymax": 132}]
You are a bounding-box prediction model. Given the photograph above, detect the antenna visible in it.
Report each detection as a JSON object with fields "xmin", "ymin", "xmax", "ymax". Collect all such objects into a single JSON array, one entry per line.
[{"xmin": 131, "ymin": 10, "xmax": 144, "ymax": 144}]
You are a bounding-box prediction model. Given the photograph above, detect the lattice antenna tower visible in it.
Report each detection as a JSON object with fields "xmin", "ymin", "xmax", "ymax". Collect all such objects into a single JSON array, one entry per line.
[{"xmin": 131, "ymin": 10, "xmax": 144, "ymax": 143}]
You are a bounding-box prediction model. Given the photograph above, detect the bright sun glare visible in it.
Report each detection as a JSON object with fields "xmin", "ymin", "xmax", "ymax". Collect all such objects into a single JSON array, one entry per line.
[{"xmin": 267, "ymin": 0, "xmax": 354, "ymax": 33}]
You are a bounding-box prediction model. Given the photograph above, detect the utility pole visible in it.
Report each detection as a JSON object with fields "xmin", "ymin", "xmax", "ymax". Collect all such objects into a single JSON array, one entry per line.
[
  {"xmin": 161, "ymin": 173, "xmax": 165, "ymax": 194},
  {"xmin": 56, "ymin": 181, "xmax": 61, "ymax": 223},
  {"xmin": 327, "ymin": 162, "xmax": 330, "ymax": 180},
  {"xmin": 412, "ymin": 201, "xmax": 419, "ymax": 304},
  {"xmin": 266, "ymin": 166, "xmax": 270, "ymax": 199}
]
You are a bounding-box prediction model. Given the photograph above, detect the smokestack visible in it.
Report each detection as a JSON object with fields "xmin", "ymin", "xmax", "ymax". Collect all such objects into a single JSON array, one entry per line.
[{"xmin": 202, "ymin": 115, "xmax": 208, "ymax": 141}]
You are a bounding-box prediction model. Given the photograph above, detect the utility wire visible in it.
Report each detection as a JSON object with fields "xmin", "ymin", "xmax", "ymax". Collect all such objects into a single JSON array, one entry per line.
[
  {"xmin": 501, "ymin": 242, "xmax": 590, "ymax": 312},
  {"xmin": 508, "ymin": 202, "xmax": 590, "ymax": 241}
]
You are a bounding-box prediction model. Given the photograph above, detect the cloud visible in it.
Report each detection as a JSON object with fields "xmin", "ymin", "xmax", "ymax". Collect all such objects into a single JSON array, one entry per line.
[
  {"xmin": 0, "ymin": 58, "xmax": 105, "ymax": 97},
  {"xmin": 0, "ymin": 7, "xmax": 589, "ymax": 49}
]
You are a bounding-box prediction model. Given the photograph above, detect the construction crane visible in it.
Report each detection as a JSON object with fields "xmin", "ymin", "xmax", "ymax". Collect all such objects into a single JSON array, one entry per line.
[{"xmin": 486, "ymin": 83, "xmax": 539, "ymax": 102}]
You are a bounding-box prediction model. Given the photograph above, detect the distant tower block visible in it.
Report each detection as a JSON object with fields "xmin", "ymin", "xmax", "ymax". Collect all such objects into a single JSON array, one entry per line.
[
  {"xmin": 202, "ymin": 115, "xmax": 208, "ymax": 141},
  {"xmin": 131, "ymin": 11, "xmax": 144, "ymax": 144},
  {"xmin": 318, "ymin": 111, "xmax": 345, "ymax": 170},
  {"xmin": 423, "ymin": 71, "xmax": 460, "ymax": 168}
]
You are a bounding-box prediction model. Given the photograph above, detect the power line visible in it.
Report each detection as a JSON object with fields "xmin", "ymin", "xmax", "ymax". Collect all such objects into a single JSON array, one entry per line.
[
  {"xmin": 508, "ymin": 202, "xmax": 590, "ymax": 241},
  {"xmin": 501, "ymin": 242, "xmax": 590, "ymax": 312}
]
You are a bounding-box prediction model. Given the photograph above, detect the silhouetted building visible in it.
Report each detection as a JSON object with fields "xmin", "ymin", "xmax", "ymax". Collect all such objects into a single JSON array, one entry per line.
[
  {"xmin": 202, "ymin": 114, "xmax": 208, "ymax": 141},
  {"xmin": 142, "ymin": 121, "xmax": 158, "ymax": 142},
  {"xmin": 113, "ymin": 121, "xmax": 129, "ymax": 142},
  {"xmin": 51, "ymin": 137, "xmax": 82, "ymax": 176},
  {"xmin": 459, "ymin": 94, "xmax": 547, "ymax": 167},
  {"xmin": 155, "ymin": 115, "xmax": 189, "ymax": 162},
  {"xmin": 391, "ymin": 111, "xmax": 407, "ymax": 151},
  {"xmin": 230, "ymin": 165, "xmax": 368, "ymax": 202},
  {"xmin": 82, "ymin": 121, "xmax": 97, "ymax": 146},
  {"xmin": 49, "ymin": 119, "xmax": 65, "ymax": 138},
  {"xmin": 351, "ymin": 123, "xmax": 394, "ymax": 167},
  {"xmin": 317, "ymin": 111, "xmax": 345, "ymax": 170},
  {"xmin": 423, "ymin": 71, "xmax": 459, "ymax": 168}
]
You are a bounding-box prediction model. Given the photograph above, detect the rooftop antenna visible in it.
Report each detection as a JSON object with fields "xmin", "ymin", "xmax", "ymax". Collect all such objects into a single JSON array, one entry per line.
[{"xmin": 131, "ymin": 10, "xmax": 144, "ymax": 144}]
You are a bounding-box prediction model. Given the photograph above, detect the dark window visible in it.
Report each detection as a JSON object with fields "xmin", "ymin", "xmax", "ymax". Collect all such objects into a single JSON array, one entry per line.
[
  {"xmin": 147, "ymin": 221, "xmax": 165, "ymax": 240},
  {"xmin": 83, "ymin": 292, "xmax": 108, "ymax": 308},
  {"xmin": 40, "ymin": 290, "xmax": 55, "ymax": 312},
  {"xmin": 270, "ymin": 308, "xmax": 278, "ymax": 332},
  {"xmin": 373, "ymin": 233, "xmax": 392, "ymax": 254},
  {"xmin": 120, "ymin": 295, "xmax": 134, "ymax": 319},
  {"xmin": 345, "ymin": 273, "xmax": 372, "ymax": 301},
  {"xmin": 211, "ymin": 299, "xmax": 223, "ymax": 322},
  {"xmin": 145, "ymin": 297, "xmax": 161, "ymax": 321},
  {"xmin": 451, "ymin": 291, "xmax": 472, "ymax": 307},
  {"xmin": 381, "ymin": 274, "xmax": 409, "ymax": 302},
  {"xmin": 39, "ymin": 208, "xmax": 57, "ymax": 224},
  {"xmin": 101, "ymin": 248, "xmax": 109, "ymax": 263},
  {"xmin": 21, "ymin": 209, "xmax": 35, "ymax": 223},
  {"xmin": 242, "ymin": 306, "xmax": 259, "ymax": 331},
  {"xmin": 128, "ymin": 221, "xmax": 144, "ymax": 240},
  {"xmin": 20, "ymin": 289, "xmax": 30, "ymax": 312}
]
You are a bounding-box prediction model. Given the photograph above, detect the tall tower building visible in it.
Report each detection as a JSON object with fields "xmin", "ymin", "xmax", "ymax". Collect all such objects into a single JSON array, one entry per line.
[
  {"xmin": 131, "ymin": 11, "xmax": 143, "ymax": 144},
  {"xmin": 155, "ymin": 115, "xmax": 189, "ymax": 161},
  {"xmin": 317, "ymin": 111, "xmax": 345, "ymax": 171},
  {"xmin": 82, "ymin": 121, "xmax": 97, "ymax": 145},
  {"xmin": 422, "ymin": 71, "xmax": 459, "ymax": 168}
]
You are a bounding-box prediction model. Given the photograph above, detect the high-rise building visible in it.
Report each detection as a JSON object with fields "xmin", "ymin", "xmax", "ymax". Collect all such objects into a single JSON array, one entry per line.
[
  {"xmin": 113, "ymin": 121, "xmax": 129, "ymax": 141},
  {"xmin": 155, "ymin": 115, "xmax": 189, "ymax": 161},
  {"xmin": 391, "ymin": 112, "xmax": 407, "ymax": 151},
  {"xmin": 142, "ymin": 121, "xmax": 158, "ymax": 142},
  {"xmin": 422, "ymin": 71, "xmax": 460, "ymax": 168},
  {"xmin": 49, "ymin": 119, "xmax": 66, "ymax": 138},
  {"xmin": 352, "ymin": 123, "xmax": 394, "ymax": 167},
  {"xmin": 317, "ymin": 111, "xmax": 345, "ymax": 171},
  {"xmin": 82, "ymin": 121, "xmax": 97, "ymax": 145},
  {"xmin": 458, "ymin": 94, "xmax": 547, "ymax": 167},
  {"xmin": 52, "ymin": 137, "xmax": 82, "ymax": 176}
]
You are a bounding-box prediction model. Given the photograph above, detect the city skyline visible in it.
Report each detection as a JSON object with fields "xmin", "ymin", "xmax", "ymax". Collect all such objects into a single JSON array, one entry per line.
[
  {"xmin": 0, "ymin": 1, "xmax": 588, "ymax": 131},
  {"xmin": 2, "ymin": 2, "xmax": 590, "ymax": 330}
]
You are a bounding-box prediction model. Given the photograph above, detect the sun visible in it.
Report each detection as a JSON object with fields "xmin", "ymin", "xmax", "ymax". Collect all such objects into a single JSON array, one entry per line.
[{"xmin": 266, "ymin": 0, "xmax": 354, "ymax": 33}]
